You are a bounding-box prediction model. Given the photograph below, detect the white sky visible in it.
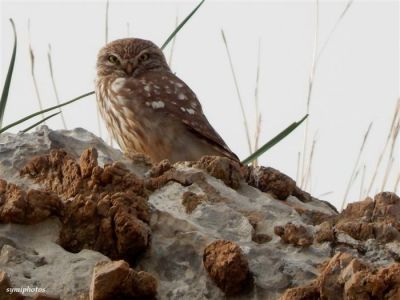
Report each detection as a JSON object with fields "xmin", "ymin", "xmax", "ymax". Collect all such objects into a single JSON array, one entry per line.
[{"xmin": 1, "ymin": 0, "xmax": 399, "ymax": 209}]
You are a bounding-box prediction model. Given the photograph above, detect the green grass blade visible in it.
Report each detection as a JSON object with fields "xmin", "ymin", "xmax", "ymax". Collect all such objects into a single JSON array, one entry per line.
[
  {"xmin": 161, "ymin": 0, "xmax": 205, "ymax": 50},
  {"xmin": 241, "ymin": 114, "xmax": 309, "ymax": 165},
  {"xmin": 0, "ymin": 19, "xmax": 17, "ymax": 128},
  {"xmin": 22, "ymin": 112, "xmax": 60, "ymax": 133},
  {"xmin": 0, "ymin": 91, "xmax": 94, "ymax": 134}
]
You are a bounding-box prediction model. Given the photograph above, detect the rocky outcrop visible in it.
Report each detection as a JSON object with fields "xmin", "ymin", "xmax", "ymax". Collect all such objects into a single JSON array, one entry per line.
[{"xmin": 0, "ymin": 127, "xmax": 398, "ymax": 299}]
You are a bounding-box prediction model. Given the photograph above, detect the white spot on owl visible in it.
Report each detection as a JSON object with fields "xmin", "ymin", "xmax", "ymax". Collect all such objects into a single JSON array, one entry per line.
[
  {"xmin": 186, "ymin": 108, "xmax": 195, "ymax": 115},
  {"xmin": 191, "ymin": 102, "xmax": 198, "ymax": 108},
  {"xmin": 145, "ymin": 101, "xmax": 151, "ymax": 106},
  {"xmin": 151, "ymin": 101, "xmax": 165, "ymax": 109},
  {"xmin": 178, "ymin": 93, "xmax": 187, "ymax": 100},
  {"xmin": 180, "ymin": 107, "xmax": 186, "ymax": 112},
  {"xmin": 172, "ymin": 101, "xmax": 177, "ymax": 105},
  {"xmin": 176, "ymin": 82, "xmax": 184, "ymax": 88},
  {"xmin": 111, "ymin": 78, "xmax": 126, "ymax": 93},
  {"xmin": 144, "ymin": 85, "xmax": 151, "ymax": 92}
]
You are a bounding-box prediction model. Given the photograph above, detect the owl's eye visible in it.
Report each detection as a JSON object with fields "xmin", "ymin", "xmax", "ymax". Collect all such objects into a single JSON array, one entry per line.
[
  {"xmin": 108, "ymin": 55, "xmax": 120, "ymax": 64},
  {"xmin": 138, "ymin": 53, "xmax": 149, "ymax": 63}
]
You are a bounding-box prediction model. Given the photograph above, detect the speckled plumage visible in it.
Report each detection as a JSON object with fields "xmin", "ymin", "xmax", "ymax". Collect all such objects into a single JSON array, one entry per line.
[{"xmin": 95, "ymin": 38, "xmax": 238, "ymax": 163}]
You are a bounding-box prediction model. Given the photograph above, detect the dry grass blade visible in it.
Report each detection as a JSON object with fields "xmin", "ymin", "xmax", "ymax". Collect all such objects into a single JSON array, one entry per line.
[
  {"xmin": 300, "ymin": 0, "xmax": 319, "ymax": 188},
  {"xmin": 48, "ymin": 44, "xmax": 67, "ymax": 129},
  {"xmin": 359, "ymin": 164, "xmax": 366, "ymax": 200},
  {"xmin": 28, "ymin": 20, "xmax": 45, "ymax": 121},
  {"xmin": 341, "ymin": 122, "xmax": 373, "ymax": 211},
  {"xmin": 168, "ymin": 13, "xmax": 179, "ymax": 66},
  {"xmin": 381, "ymin": 119, "xmax": 400, "ymax": 191},
  {"xmin": 253, "ymin": 38, "xmax": 262, "ymax": 165},
  {"xmin": 300, "ymin": 0, "xmax": 354, "ymax": 189},
  {"xmin": 0, "ymin": 19, "xmax": 17, "ymax": 128},
  {"xmin": 394, "ymin": 172, "xmax": 400, "ymax": 194},
  {"xmin": 22, "ymin": 112, "xmax": 60, "ymax": 133},
  {"xmin": 221, "ymin": 29, "xmax": 252, "ymax": 154},
  {"xmin": 296, "ymin": 152, "xmax": 301, "ymax": 183},
  {"xmin": 304, "ymin": 135, "xmax": 317, "ymax": 191},
  {"xmin": 105, "ymin": 0, "xmax": 109, "ymax": 43},
  {"xmin": 127, "ymin": 22, "xmax": 130, "ymax": 37},
  {"xmin": 367, "ymin": 98, "xmax": 400, "ymax": 195}
]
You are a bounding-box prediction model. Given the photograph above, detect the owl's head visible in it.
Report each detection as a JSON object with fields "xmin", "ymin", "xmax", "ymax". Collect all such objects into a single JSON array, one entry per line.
[{"xmin": 96, "ymin": 38, "xmax": 170, "ymax": 77}]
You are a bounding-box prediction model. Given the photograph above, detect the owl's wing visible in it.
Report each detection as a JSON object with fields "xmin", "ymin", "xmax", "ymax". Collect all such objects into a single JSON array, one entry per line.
[{"xmin": 129, "ymin": 71, "xmax": 239, "ymax": 161}]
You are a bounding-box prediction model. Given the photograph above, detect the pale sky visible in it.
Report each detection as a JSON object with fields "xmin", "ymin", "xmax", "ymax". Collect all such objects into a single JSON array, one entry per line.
[{"xmin": 1, "ymin": 0, "xmax": 399, "ymax": 209}]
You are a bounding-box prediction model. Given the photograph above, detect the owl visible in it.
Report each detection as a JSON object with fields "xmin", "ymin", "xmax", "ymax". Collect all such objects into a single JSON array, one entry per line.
[{"xmin": 95, "ymin": 38, "xmax": 239, "ymax": 164}]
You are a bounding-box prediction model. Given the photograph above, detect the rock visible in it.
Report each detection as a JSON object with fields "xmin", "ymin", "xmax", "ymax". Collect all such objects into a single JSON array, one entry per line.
[
  {"xmin": 89, "ymin": 260, "xmax": 157, "ymax": 300},
  {"xmin": 0, "ymin": 179, "xmax": 61, "ymax": 224},
  {"xmin": 0, "ymin": 270, "xmax": 24, "ymax": 300},
  {"xmin": 274, "ymin": 223, "xmax": 313, "ymax": 247},
  {"xmin": 282, "ymin": 252, "xmax": 400, "ymax": 300},
  {"xmin": 203, "ymin": 240, "xmax": 251, "ymax": 295},
  {"xmin": 244, "ymin": 166, "xmax": 296, "ymax": 200},
  {"xmin": 190, "ymin": 156, "xmax": 243, "ymax": 189},
  {"xmin": 4, "ymin": 126, "xmax": 397, "ymax": 300},
  {"xmin": 20, "ymin": 148, "xmax": 151, "ymax": 263},
  {"xmin": 0, "ymin": 219, "xmax": 109, "ymax": 300}
]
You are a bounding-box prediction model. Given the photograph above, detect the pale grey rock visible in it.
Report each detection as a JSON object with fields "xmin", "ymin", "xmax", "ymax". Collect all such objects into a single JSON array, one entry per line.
[
  {"xmin": 0, "ymin": 218, "xmax": 109, "ymax": 299},
  {"xmin": 2, "ymin": 127, "xmax": 396, "ymax": 300}
]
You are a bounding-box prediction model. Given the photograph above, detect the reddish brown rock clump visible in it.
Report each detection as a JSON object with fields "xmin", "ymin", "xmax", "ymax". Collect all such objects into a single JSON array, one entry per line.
[
  {"xmin": 203, "ymin": 240, "xmax": 251, "ymax": 295},
  {"xmin": 274, "ymin": 223, "xmax": 313, "ymax": 247},
  {"xmin": 243, "ymin": 166, "xmax": 296, "ymax": 200},
  {"xmin": 90, "ymin": 260, "xmax": 157, "ymax": 300},
  {"xmin": 20, "ymin": 148, "xmax": 151, "ymax": 262},
  {"xmin": 280, "ymin": 252, "xmax": 400, "ymax": 300},
  {"xmin": 335, "ymin": 192, "xmax": 400, "ymax": 243},
  {"xmin": 191, "ymin": 156, "xmax": 243, "ymax": 189},
  {"xmin": 0, "ymin": 179, "xmax": 61, "ymax": 224}
]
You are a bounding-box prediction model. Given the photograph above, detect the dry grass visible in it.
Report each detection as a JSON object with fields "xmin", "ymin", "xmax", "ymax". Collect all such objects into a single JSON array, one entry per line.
[
  {"xmin": 300, "ymin": 0, "xmax": 354, "ymax": 189},
  {"xmin": 341, "ymin": 122, "xmax": 373, "ymax": 211},
  {"xmin": 366, "ymin": 98, "xmax": 400, "ymax": 195},
  {"xmin": 47, "ymin": 44, "xmax": 67, "ymax": 129},
  {"xmin": 221, "ymin": 29, "xmax": 253, "ymax": 155},
  {"xmin": 168, "ymin": 13, "xmax": 179, "ymax": 67},
  {"xmin": 28, "ymin": 20, "xmax": 45, "ymax": 122},
  {"xmin": 253, "ymin": 38, "xmax": 262, "ymax": 165}
]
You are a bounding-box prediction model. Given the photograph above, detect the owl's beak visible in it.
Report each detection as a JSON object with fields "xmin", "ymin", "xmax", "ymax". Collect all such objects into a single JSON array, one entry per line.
[{"xmin": 125, "ymin": 63, "xmax": 134, "ymax": 75}]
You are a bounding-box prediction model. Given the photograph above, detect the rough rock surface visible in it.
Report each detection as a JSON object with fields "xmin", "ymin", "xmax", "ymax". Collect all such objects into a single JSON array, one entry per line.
[
  {"xmin": 0, "ymin": 126, "xmax": 399, "ymax": 299},
  {"xmin": 203, "ymin": 240, "xmax": 251, "ymax": 295},
  {"xmin": 90, "ymin": 260, "xmax": 157, "ymax": 300}
]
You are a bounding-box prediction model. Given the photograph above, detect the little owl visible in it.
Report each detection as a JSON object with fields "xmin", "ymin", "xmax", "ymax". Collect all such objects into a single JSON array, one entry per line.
[{"xmin": 95, "ymin": 38, "xmax": 238, "ymax": 163}]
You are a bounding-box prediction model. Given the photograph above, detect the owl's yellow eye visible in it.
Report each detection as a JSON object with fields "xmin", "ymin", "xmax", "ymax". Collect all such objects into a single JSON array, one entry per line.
[
  {"xmin": 138, "ymin": 53, "xmax": 149, "ymax": 63},
  {"xmin": 108, "ymin": 55, "xmax": 119, "ymax": 64}
]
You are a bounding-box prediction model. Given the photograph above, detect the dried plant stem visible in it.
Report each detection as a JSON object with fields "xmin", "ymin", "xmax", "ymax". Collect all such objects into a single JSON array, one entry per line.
[
  {"xmin": 381, "ymin": 120, "xmax": 400, "ymax": 191},
  {"xmin": 105, "ymin": 0, "xmax": 109, "ymax": 43},
  {"xmin": 296, "ymin": 152, "xmax": 301, "ymax": 183},
  {"xmin": 394, "ymin": 172, "xmax": 400, "ymax": 194},
  {"xmin": 300, "ymin": 0, "xmax": 354, "ymax": 189},
  {"xmin": 47, "ymin": 45, "xmax": 67, "ymax": 129},
  {"xmin": 341, "ymin": 122, "xmax": 373, "ymax": 211},
  {"xmin": 126, "ymin": 22, "xmax": 130, "ymax": 37},
  {"xmin": 221, "ymin": 29, "xmax": 252, "ymax": 154},
  {"xmin": 253, "ymin": 38, "xmax": 262, "ymax": 166},
  {"xmin": 300, "ymin": 0, "xmax": 319, "ymax": 189},
  {"xmin": 367, "ymin": 98, "xmax": 400, "ymax": 195},
  {"xmin": 359, "ymin": 164, "xmax": 366, "ymax": 200},
  {"xmin": 28, "ymin": 20, "xmax": 45, "ymax": 122},
  {"xmin": 304, "ymin": 135, "xmax": 317, "ymax": 191},
  {"xmin": 168, "ymin": 13, "xmax": 179, "ymax": 67}
]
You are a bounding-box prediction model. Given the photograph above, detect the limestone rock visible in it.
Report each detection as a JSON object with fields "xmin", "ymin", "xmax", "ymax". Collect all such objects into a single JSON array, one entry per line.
[
  {"xmin": 89, "ymin": 260, "xmax": 157, "ymax": 300},
  {"xmin": 203, "ymin": 240, "xmax": 251, "ymax": 295}
]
